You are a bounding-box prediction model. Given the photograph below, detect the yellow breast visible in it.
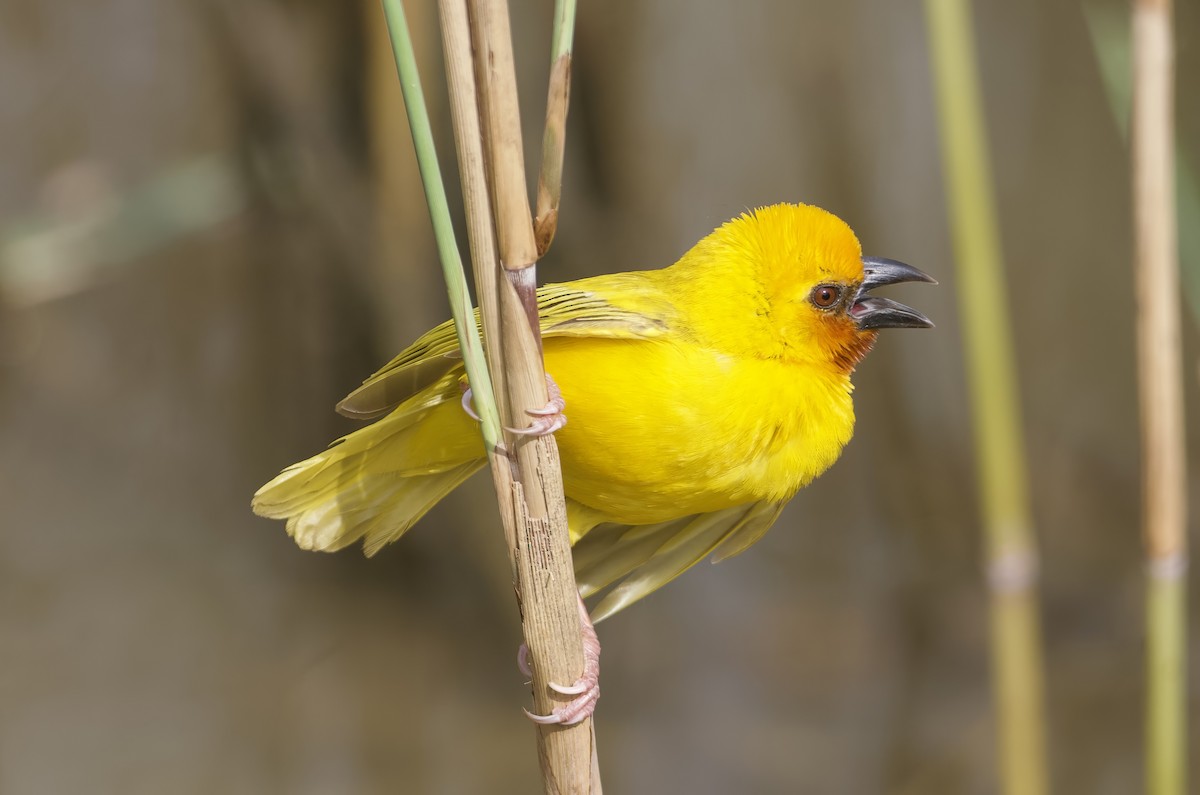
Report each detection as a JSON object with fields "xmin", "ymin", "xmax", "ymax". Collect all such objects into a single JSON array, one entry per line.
[{"xmin": 544, "ymin": 334, "xmax": 856, "ymax": 526}]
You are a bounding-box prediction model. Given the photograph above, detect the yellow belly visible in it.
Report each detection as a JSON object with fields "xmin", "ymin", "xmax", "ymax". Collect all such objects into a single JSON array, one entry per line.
[{"xmin": 543, "ymin": 336, "xmax": 856, "ymax": 525}]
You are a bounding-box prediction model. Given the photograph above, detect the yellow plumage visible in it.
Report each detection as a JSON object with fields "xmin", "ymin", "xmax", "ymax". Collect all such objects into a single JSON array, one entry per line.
[{"xmin": 253, "ymin": 203, "xmax": 932, "ymax": 621}]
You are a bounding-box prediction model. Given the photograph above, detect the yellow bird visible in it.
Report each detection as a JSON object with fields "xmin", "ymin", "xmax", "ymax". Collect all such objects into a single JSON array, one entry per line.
[{"xmin": 253, "ymin": 203, "xmax": 933, "ymax": 623}]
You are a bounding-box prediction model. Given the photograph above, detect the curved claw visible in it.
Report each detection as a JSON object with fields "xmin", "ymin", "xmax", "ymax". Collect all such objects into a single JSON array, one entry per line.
[
  {"xmin": 460, "ymin": 384, "xmax": 481, "ymax": 422},
  {"xmin": 506, "ymin": 413, "xmax": 567, "ymax": 436},
  {"xmin": 523, "ymin": 594, "xmax": 601, "ymax": 726},
  {"xmin": 526, "ymin": 397, "xmax": 566, "ymax": 417},
  {"xmin": 505, "ymin": 373, "xmax": 567, "ymax": 437},
  {"xmin": 523, "ymin": 686, "xmax": 600, "ymax": 725},
  {"xmin": 548, "ymin": 679, "xmax": 589, "ymax": 696}
]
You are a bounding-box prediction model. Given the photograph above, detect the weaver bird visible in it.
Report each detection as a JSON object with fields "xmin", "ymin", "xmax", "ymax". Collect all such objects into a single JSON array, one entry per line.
[{"xmin": 253, "ymin": 202, "xmax": 933, "ymax": 723}]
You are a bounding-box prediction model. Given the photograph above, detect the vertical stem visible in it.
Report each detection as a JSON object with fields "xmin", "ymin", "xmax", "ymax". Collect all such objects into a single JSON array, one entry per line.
[
  {"xmin": 437, "ymin": 0, "xmax": 518, "ymax": 555},
  {"xmin": 379, "ymin": 0, "xmax": 500, "ymax": 447},
  {"xmin": 381, "ymin": 3, "xmax": 598, "ymax": 790},
  {"xmin": 1132, "ymin": 1, "xmax": 1188, "ymax": 793},
  {"xmin": 533, "ymin": 0, "xmax": 577, "ymax": 255},
  {"xmin": 362, "ymin": 0, "xmax": 441, "ymax": 348},
  {"xmin": 468, "ymin": 0, "xmax": 599, "ymax": 790},
  {"xmin": 923, "ymin": 1, "xmax": 1049, "ymax": 794}
]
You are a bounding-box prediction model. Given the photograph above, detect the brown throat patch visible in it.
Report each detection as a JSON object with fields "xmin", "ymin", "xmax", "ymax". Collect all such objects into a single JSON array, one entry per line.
[{"xmin": 834, "ymin": 331, "xmax": 878, "ymax": 374}]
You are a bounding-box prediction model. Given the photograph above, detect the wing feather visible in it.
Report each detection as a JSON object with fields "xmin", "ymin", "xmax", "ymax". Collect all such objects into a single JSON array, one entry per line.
[{"xmin": 337, "ymin": 274, "xmax": 672, "ymax": 420}]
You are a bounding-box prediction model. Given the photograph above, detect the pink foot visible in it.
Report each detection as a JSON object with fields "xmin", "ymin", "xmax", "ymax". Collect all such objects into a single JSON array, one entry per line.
[
  {"xmin": 460, "ymin": 374, "xmax": 566, "ymax": 436},
  {"xmin": 507, "ymin": 373, "xmax": 567, "ymax": 436},
  {"xmin": 522, "ymin": 594, "xmax": 600, "ymax": 726}
]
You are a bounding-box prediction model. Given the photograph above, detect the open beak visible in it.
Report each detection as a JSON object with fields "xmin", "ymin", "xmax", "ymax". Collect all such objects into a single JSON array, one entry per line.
[{"xmin": 850, "ymin": 256, "xmax": 937, "ymax": 330}]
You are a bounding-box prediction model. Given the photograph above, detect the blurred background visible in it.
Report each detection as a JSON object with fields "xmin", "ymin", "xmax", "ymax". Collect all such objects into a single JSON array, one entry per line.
[{"xmin": 1, "ymin": 0, "xmax": 1197, "ymax": 792}]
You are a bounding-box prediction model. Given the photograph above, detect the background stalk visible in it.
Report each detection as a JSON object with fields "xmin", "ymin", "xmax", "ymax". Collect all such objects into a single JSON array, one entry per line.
[
  {"xmin": 923, "ymin": 1, "xmax": 1050, "ymax": 793},
  {"xmin": 1131, "ymin": 1, "xmax": 1188, "ymax": 793},
  {"xmin": 1083, "ymin": 0, "xmax": 1200, "ymax": 330}
]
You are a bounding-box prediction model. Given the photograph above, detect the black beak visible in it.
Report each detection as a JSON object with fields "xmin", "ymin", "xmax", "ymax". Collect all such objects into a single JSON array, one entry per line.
[{"xmin": 851, "ymin": 256, "xmax": 936, "ymax": 330}]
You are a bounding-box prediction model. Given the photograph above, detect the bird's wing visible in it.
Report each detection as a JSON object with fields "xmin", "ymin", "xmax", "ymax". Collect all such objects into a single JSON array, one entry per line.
[
  {"xmin": 573, "ymin": 501, "xmax": 786, "ymax": 622},
  {"xmin": 337, "ymin": 273, "xmax": 673, "ymax": 420}
]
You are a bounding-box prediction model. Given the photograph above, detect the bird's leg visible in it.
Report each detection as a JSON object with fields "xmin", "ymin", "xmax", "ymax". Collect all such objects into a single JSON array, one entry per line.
[
  {"xmin": 522, "ymin": 593, "xmax": 601, "ymax": 726},
  {"xmin": 505, "ymin": 372, "xmax": 567, "ymax": 436}
]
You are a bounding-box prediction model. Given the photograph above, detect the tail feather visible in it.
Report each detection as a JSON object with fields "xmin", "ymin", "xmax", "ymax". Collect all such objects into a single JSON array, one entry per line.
[
  {"xmin": 253, "ymin": 374, "xmax": 484, "ymax": 554},
  {"xmin": 573, "ymin": 516, "xmax": 692, "ymax": 596}
]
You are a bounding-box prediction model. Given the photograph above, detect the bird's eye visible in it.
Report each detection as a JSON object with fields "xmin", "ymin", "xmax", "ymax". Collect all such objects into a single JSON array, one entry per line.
[{"xmin": 810, "ymin": 284, "xmax": 842, "ymax": 309}]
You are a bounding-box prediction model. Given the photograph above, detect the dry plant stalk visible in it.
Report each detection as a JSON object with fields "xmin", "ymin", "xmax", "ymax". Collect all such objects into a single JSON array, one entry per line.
[
  {"xmin": 1132, "ymin": 1, "xmax": 1188, "ymax": 793},
  {"xmin": 436, "ymin": 0, "xmax": 515, "ymax": 547},
  {"xmin": 533, "ymin": 0, "xmax": 575, "ymax": 256},
  {"xmin": 382, "ymin": 0, "xmax": 596, "ymax": 787},
  {"xmin": 534, "ymin": 56, "xmax": 569, "ymax": 256},
  {"xmin": 446, "ymin": 0, "xmax": 599, "ymax": 790}
]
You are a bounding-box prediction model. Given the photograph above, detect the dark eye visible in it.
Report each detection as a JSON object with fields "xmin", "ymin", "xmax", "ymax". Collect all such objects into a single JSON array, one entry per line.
[{"xmin": 810, "ymin": 284, "xmax": 841, "ymax": 309}]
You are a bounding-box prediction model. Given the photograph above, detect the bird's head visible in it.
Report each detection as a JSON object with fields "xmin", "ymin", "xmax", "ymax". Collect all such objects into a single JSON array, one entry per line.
[{"xmin": 675, "ymin": 203, "xmax": 934, "ymax": 373}]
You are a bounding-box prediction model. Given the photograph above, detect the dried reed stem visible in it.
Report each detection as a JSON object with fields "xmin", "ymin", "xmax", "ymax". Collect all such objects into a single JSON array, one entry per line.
[
  {"xmin": 382, "ymin": 2, "xmax": 598, "ymax": 789},
  {"xmin": 533, "ymin": 0, "xmax": 577, "ymax": 256},
  {"xmin": 436, "ymin": 0, "xmax": 517, "ymax": 560},
  {"xmin": 466, "ymin": 0, "xmax": 599, "ymax": 789}
]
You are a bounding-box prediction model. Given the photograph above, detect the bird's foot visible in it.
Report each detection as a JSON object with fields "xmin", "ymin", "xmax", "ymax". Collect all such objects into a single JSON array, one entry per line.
[
  {"xmin": 460, "ymin": 374, "xmax": 565, "ymax": 436},
  {"xmin": 506, "ymin": 373, "xmax": 567, "ymax": 436},
  {"xmin": 522, "ymin": 594, "xmax": 600, "ymax": 726}
]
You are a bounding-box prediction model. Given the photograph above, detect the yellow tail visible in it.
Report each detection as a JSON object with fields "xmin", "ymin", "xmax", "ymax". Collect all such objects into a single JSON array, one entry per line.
[{"xmin": 252, "ymin": 372, "xmax": 485, "ymax": 556}]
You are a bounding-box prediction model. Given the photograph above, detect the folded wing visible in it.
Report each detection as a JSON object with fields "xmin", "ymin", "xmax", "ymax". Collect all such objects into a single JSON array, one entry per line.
[{"xmin": 337, "ymin": 275, "xmax": 674, "ymax": 420}]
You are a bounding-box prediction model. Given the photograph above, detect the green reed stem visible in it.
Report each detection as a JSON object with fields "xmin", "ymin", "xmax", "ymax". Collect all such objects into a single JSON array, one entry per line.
[{"xmin": 380, "ymin": 0, "xmax": 502, "ymax": 449}]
